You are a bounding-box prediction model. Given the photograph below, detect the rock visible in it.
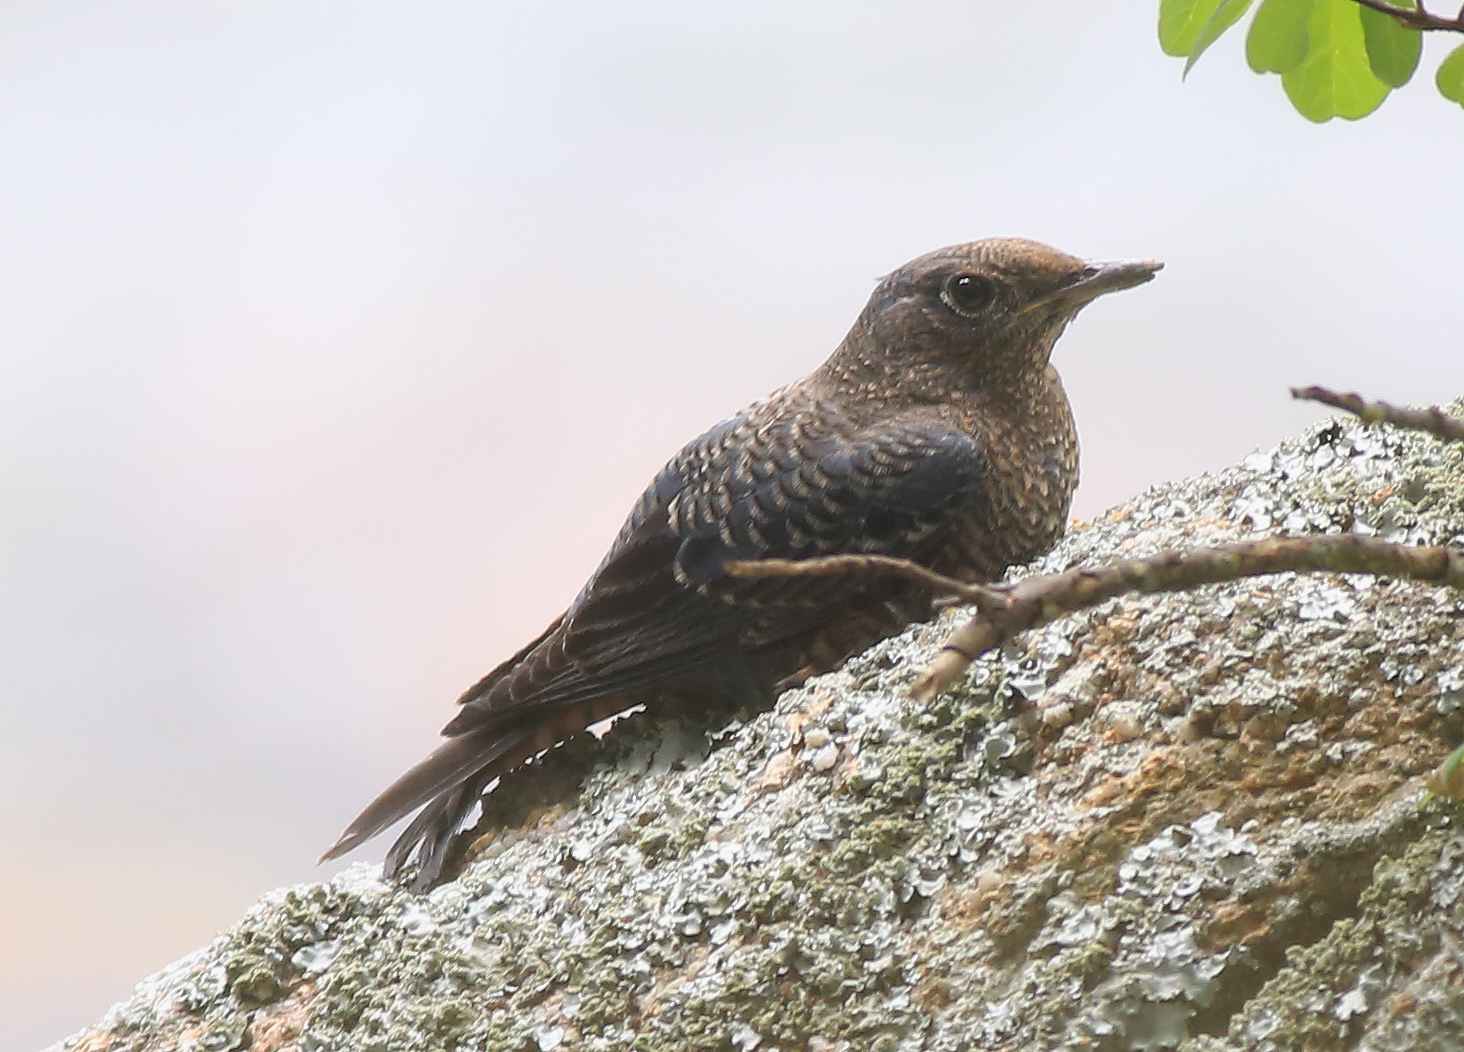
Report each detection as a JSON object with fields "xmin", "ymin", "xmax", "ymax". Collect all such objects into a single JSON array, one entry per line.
[{"xmin": 57, "ymin": 402, "xmax": 1464, "ymax": 1052}]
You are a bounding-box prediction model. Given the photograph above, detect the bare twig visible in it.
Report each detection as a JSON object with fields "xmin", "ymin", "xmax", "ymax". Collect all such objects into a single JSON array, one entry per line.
[
  {"xmin": 724, "ymin": 553, "xmax": 1007, "ymax": 612},
  {"xmin": 1349, "ymin": 0, "xmax": 1464, "ymax": 32},
  {"xmin": 1291, "ymin": 385, "xmax": 1464, "ymax": 444},
  {"xmin": 911, "ymin": 536, "xmax": 1464, "ymax": 702}
]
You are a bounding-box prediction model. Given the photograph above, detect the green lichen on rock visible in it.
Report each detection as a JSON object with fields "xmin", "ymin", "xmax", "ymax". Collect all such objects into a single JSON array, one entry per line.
[{"xmin": 59, "ymin": 401, "xmax": 1464, "ymax": 1052}]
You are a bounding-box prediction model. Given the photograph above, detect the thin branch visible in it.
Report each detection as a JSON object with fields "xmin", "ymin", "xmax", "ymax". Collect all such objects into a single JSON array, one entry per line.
[
  {"xmin": 724, "ymin": 553, "xmax": 1007, "ymax": 612},
  {"xmin": 1348, "ymin": 0, "xmax": 1464, "ymax": 32},
  {"xmin": 1291, "ymin": 385, "xmax": 1464, "ymax": 444},
  {"xmin": 911, "ymin": 536, "xmax": 1464, "ymax": 702}
]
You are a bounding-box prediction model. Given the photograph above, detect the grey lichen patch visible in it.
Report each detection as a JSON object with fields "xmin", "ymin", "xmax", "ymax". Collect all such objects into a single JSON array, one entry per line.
[{"xmin": 62, "ymin": 401, "xmax": 1464, "ymax": 1052}]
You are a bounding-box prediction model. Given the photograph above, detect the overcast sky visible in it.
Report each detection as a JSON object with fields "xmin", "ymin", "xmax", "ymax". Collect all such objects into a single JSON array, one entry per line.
[{"xmin": 4, "ymin": 2, "xmax": 1461, "ymax": 1046}]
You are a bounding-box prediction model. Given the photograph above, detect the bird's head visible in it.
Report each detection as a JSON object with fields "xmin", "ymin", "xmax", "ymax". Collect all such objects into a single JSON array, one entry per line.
[{"xmin": 828, "ymin": 237, "xmax": 1162, "ymax": 401}]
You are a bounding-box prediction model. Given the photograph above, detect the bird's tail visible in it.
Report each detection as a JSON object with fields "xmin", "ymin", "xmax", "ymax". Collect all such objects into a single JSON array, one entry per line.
[
  {"xmin": 321, "ymin": 694, "xmax": 637, "ymax": 889},
  {"xmin": 320, "ymin": 724, "xmax": 543, "ymax": 888}
]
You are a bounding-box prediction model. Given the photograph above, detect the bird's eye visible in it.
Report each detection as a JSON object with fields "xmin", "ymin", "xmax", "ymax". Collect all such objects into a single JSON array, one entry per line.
[{"xmin": 941, "ymin": 273, "xmax": 997, "ymax": 317}]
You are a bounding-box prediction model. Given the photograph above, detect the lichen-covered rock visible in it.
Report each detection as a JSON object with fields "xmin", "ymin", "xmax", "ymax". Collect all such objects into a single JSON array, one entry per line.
[{"xmin": 58, "ymin": 402, "xmax": 1464, "ymax": 1052}]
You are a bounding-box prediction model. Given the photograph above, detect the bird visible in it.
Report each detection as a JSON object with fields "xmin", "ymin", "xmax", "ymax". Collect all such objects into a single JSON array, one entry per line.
[{"xmin": 322, "ymin": 237, "xmax": 1161, "ymax": 888}]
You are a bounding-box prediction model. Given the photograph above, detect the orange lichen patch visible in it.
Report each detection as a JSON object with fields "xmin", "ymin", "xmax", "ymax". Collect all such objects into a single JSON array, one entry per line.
[
  {"xmin": 1059, "ymin": 665, "xmax": 1445, "ymax": 837},
  {"xmin": 1297, "ymin": 767, "xmax": 1396, "ymax": 816},
  {"xmin": 1233, "ymin": 754, "xmax": 1323, "ymax": 798},
  {"xmin": 1099, "ymin": 714, "xmax": 1145, "ymax": 744},
  {"xmin": 1345, "ymin": 692, "xmax": 1438, "ymax": 740},
  {"xmin": 250, "ymin": 981, "xmax": 317, "ymax": 1052},
  {"xmin": 638, "ymin": 944, "xmax": 713, "ymax": 1020},
  {"xmin": 1087, "ymin": 613, "xmax": 1141, "ymax": 650},
  {"xmin": 1015, "ymin": 729, "xmax": 1418, "ymax": 910},
  {"xmin": 911, "ymin": 972, "xmax": 956, "ymax": 1012},
  {"xmin": 1078, "ymin": 748, "xmax": 1199, "ymax": 811},
  {"xmin": 1018, "ymin": 830, "xmax": 1063, "ymax": 868},
  {"xmin": 1198, "ymin": 902, "xmax": 1273, "ymax": 952},
  {"xmin": 938, "ymin": 869, "xmax": 1009, "ymax": 933},
  {"xmin": 1230, "ymin": 732, "xmax": 1423, "ymax": 826},
  {"xmin": 1004, "ymin": 747, "xmax": 1243, "ymax": 896},
  {"xmin": 754, "ymin": 749, "xmax": 798, "ymax": 793},
  {"xmin": 936, "ymin": 867, "xmax": 1054, "ymax": 953},
  {"xmin": 65, "ymin": 1032, "xmax": 119, "ymax": 1052},
  {"xmin": 785, "ymin": 690, "xmax": 835, "ymax": 738},
  {"xmin": 1387, "ymin": 991, "xmax": 1418, "ymax": 1017},
  {"xmin": 1082, "ymin": 777, "xmax": 1128, "ymax": 808}
]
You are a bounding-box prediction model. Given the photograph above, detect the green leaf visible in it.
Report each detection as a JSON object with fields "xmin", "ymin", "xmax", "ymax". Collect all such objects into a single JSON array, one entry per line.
[
  {"xmin": 1160, "ymin": 0, "xmax": 1231, "ymax": 57},
  {"xmin": 1184, "ymin": 0, "xmax": 1256, "ymax": 76},
  {"xmin": 1247, "ymin": 0, "xmax": 1313, "ymax": 74},
  {"xmin": 1438, "ymin": 43, "xmax": 1464, "ymax": 108},
  {"xmin": 1360, "ymin": 0, "xmax": 1421, "ymax": 87},
  {"xmin": 1281, "ymin": 0, "xmax": 1391, "ymax": 121}
]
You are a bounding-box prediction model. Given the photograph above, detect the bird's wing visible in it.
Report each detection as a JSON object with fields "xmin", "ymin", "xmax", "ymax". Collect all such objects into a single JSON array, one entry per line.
[
  {"xmin": 325, "ymin": 409, "xmax": 988, "ymax": 882},
  {"xmin": 444, "ymin": 408, "xmax": 987, "ymax": 734}
]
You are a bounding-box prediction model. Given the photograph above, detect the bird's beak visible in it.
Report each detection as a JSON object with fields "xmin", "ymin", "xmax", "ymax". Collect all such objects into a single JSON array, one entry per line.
[{"xmin": 1021, "ymin": 258, "xmax": 1164, "ymax": 315}]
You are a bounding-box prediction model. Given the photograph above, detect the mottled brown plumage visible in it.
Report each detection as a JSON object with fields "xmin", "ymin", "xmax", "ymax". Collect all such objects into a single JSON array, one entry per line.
[{"xmin": 322, "ymin": 238, "xmax": 1161, "ymax": 887}]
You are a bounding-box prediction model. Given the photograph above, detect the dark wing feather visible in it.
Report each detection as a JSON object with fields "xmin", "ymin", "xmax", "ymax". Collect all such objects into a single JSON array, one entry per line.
[
  {"xmin": 670, "ymin": 420, "xmax": 987, "ymax": 604},
  {"xmin": 446, "ymin": 408, "xmax": 986, "ymax": 734}
]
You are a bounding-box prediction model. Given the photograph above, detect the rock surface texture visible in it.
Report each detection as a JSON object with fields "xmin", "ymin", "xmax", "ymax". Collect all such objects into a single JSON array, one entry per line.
[{"xmin": 60, "ymin": 403, "xmax": 1464, "ymax": 1052}]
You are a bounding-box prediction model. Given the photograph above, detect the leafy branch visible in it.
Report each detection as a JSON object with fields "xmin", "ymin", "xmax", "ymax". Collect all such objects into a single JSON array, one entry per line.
[{"xmin": 1159, "ymin": 0, "xmax": 1464, "ymax": 120}]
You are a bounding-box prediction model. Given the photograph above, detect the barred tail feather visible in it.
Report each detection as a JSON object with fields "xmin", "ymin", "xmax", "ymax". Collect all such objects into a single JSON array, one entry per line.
[
  {"xmin": 324, "ymin": 693, "xmax": 637, "ymax": 888},
  {"xmin": 319, "ymin": 726, "xmax": 534, "ymax": 876},
  {"xmin": 383, "ymin": 758, "xmax": 507, "ymax": 889}
]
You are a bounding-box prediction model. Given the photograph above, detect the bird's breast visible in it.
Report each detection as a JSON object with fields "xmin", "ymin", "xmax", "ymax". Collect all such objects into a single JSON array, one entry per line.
[{"xmin": 945, "ymin": 381, "xmax": 1079, "ymax": 578}]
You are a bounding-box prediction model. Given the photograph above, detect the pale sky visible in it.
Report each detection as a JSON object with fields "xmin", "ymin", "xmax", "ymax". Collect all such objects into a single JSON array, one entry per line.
[{"xmin": 4, "ymin": 2, "xmax": 1461, "ymax": 1046}]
